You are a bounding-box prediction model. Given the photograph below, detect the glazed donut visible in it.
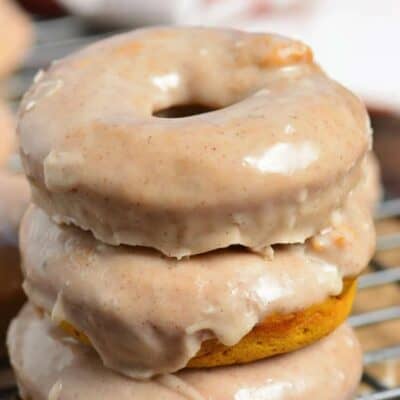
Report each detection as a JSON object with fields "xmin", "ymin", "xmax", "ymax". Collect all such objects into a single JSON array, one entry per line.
[
  {"xmin": 20, "ymin": 163, "xmax": 374, "ymax": 378},
  {"xmin": 8, "ymin": 305, "xmax": 362, "ymax": 400},
  {"xmin": 18, "ymin": 27, "xmax": 371, "ymax": 258},
  {"xmin": 0, "ymin": 0, "xmax": 32, "ymax": 78}
]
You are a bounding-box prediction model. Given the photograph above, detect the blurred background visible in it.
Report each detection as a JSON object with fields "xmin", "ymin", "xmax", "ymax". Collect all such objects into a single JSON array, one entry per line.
[{"xmin": 0, "ymin": 1, "xmax": 399, "ymax": 399}]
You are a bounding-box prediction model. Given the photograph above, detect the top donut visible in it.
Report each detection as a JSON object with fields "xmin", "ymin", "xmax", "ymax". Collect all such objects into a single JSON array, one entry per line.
[{"xmin": 18, "ymin": 27, "xmax": 371, "ymax": 257}]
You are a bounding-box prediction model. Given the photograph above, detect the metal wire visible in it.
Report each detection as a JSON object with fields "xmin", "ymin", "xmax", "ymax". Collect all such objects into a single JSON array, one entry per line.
[{"xmin": 2, "ymin": 15, "xmax": 400, "ymax": 400}]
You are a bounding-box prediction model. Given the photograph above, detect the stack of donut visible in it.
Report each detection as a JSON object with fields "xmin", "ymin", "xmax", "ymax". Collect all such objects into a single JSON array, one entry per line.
[{"xmin": 8, "ymin": 27, "xmax": 378, "ymax": 399}]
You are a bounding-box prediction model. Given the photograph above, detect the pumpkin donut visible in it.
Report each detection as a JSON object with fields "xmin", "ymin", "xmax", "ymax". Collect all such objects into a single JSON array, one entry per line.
[
  {"xmin": 20, "ymin": 166, "xmax": 374, "ymax": 378},
  {"xmin": 8, "ymin": 305, "xmax": 362, "ymax": 400},
  {"xmin": 18, "ymin": 27, "xmax": 370, "ymax": 258}
]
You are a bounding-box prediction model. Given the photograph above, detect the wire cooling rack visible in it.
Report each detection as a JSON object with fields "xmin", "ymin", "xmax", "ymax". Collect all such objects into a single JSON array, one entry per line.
[
  {"xmin": 354, "ymin": 199, "xmax": 400, "ymax": 399},
  {"xmin": 0, "ymin": 14, "xmax": 399, "ymax": 400}
]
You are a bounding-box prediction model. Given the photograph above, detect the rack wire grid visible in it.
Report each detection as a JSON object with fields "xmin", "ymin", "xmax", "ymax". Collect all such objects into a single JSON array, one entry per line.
[{"xmin": 0, "ymin": 15, "xmax": 399, "ymax": 400}]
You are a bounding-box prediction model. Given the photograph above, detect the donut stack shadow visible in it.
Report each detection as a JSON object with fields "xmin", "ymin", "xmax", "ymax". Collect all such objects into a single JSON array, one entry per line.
[{"xmin": 8, "ymin": 27, "xmax": 379, "ymax": 399}]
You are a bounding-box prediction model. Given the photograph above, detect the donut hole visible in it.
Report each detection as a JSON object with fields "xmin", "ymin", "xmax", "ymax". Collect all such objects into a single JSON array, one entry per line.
[{"xmin": 153, "ymin": 104, "xmax": 217, "ymax": 118}]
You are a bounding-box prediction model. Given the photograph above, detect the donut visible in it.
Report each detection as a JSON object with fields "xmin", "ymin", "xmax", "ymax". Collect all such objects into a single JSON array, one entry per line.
[
  {"xmin": 0, "ymin": 0, "xmax": 32, "ymax": 78},
  {"xmin": 20, "ymin": 161, "xmax": 374, "ymax": 378},
  {"xmin": 8, "ymin": 305, "xmax": 362, "ymax": 400},
  {"xmin": 60, "ymin": 278, "xmax": 356, "ymax": 370},
  {"xmin": 18, "ymin": 27, "xmax": 371, "ymax": 258}
]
